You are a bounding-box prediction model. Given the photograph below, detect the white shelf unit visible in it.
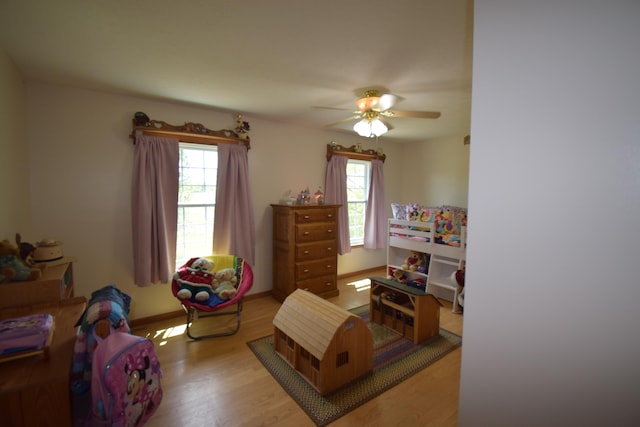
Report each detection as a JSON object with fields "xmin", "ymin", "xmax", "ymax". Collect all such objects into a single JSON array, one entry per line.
[{"xmin": 387, "ymin": 219, "xmax": 466, "ymax": 312}]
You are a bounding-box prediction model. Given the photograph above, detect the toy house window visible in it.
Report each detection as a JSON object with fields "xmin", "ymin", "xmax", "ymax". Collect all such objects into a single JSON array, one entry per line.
[
  {"xmin": 336, "ymin": 351, "xmax": 349, "ymax": 368},
  {"xmin": 311, "ymin": 356, "xmax": 320, "ymax": 370},
  {"xmin": 300, "ymin": 347, "xmax": 310, "ymax": 360}
]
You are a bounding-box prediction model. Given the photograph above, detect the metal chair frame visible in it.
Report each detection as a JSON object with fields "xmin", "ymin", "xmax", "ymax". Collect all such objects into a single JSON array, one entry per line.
[{"xmin": 172, "ymin": 255, "xmax": 253, "ymax": 340}]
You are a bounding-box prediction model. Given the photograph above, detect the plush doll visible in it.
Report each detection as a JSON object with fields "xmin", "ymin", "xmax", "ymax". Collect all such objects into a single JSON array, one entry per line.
[
  {"xmin": 0, "ymin": 239, "xmax": 43, "ymax": 282},
  {"xmin": 213, "ymin": 268, "xmax": 238, "ymax": 300},
  {"xmin": 402, "ymin": 251, "xmax": 424, "ymax": 272},
  {"xmin": 386, "ymin": 267, "xmax": 407, "ymax": 284},
  {"xmin": 174, "ymin": 257, "xmax": 217, "ymax": 302}
]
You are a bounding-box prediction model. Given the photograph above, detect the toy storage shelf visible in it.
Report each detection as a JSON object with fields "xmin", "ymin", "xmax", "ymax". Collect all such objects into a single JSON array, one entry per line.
[
  {"xmin": 369, "ymin": 277, "xmax": 441, "ymax": 344},
  {"xmin": 0, "ymin": 259, "xmax": 74, "ymax": 309},
  {"xmin": 387, "ymin": 219, "xmax": 465, "ymax": 312}
]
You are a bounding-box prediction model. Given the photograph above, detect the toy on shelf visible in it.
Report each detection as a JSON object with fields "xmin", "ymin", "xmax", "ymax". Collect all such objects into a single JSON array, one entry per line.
[
  {"xmin": 386, "ymin": 266, "xmax": 408, "ymax": 284},
  {"xmin": 402, "ymin": 250, "xmax": 427, "ymax": 273},
  {"xmin": 0, "ymin": 239, "xmax": 45, "ymax": 282}
]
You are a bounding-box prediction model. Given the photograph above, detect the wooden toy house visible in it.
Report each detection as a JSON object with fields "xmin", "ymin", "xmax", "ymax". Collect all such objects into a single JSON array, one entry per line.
[{"xmin": 273, "ymin": 289, "xmax": 373, "ymax": 395}]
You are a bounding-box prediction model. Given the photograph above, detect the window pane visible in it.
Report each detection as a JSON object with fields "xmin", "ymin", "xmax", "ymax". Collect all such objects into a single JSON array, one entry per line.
[{"xmin": 176, "ymin": 143, "xmax": 217, "ymax": 269}]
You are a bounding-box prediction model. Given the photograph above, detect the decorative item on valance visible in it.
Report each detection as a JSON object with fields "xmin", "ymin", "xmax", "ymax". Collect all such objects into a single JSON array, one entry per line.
[
  {"xmin": 326, "ymin": 141, "xmax": 386, "ymax": 162},
  {"xmin": 130, "ymin": 113, "xmax": 251, "ymax": 149}
]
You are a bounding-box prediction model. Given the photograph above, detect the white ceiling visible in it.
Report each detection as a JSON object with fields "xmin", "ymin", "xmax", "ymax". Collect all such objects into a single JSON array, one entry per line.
[{"xmin": 0, "ymin": 0, "xmax": 473, "ymax": 142}]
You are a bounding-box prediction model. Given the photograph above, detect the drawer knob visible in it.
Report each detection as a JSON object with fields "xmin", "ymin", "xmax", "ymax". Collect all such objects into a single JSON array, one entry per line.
[
  {"xmin": 325, "ymin": 282, "xmax": 332, "ymax": 287},
  {"xmin": 326, "ymin": 264, "xmax": 332, "ymax": 269},
  {"xmin": 327, "ymin": 229, "xmax": 333, "ymax": 233},
  {"xmin": 303, "ymin": 269, "xmax": 310, "ymax": 273},
  {"xmin": 303, "ymin": 250, "xmax": 310, "ymax": 255},
  {"xmin": 303, "ymin": 231, "xmax": 310, "ymax": 235},
  {"xmin": 304, "ymin": 215, "xmax": 310, "ymax": 219},
  {"xmin": 327, "ymin": 214, "xmax": 333, "ymax": 218}
]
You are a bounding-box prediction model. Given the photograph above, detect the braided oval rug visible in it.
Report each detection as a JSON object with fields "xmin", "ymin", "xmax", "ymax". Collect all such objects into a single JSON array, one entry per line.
[{"xmin": 247, "ymin": 305, "xmax": 462, "ymax": 426}]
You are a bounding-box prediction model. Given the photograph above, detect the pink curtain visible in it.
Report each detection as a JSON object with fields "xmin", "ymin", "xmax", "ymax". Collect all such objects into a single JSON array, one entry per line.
[
  {"xmin": 324, "ymin": 155, "xmax": 351, "ymax": 254},
  {"xmin": 363, "ymin": 159, "xmax": 386, "ymax": 248},
  {"xmin": 213, "ymin": 144, "xmax": 256, "ymax": 265},
  {"xmin": 131, "ymin": 134, "xmax": 179, "ymax": 286}
]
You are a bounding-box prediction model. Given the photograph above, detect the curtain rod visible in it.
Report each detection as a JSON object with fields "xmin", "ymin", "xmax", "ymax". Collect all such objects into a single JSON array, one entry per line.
[
  {"xmin": 326, "ymin": 142, "xmax": 386, "ymax": 162},
  {"xmin": 130, "ymin": 119, "xmax": 250, "ymax": 149}
]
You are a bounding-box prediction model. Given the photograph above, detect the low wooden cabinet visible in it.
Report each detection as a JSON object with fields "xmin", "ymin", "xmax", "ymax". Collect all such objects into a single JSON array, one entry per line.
[
  {"xmin": 271, "ymin": 204, "xmax": 340, "ymax": 302},
  {"xmin": 0, "ymin": 297, "xmax": 87, "ymax": 426},
  {"xmin": 369, "ymin": 276, "xmax": 441, "ymax": 344},
  {"xmin": 0, "ymin": 260, "xmax": 74, "ymax": 309}
]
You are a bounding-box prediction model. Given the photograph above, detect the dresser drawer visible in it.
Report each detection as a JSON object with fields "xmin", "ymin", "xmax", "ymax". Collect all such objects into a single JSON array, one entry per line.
[
  {"xmin": 295, "ymin": 258, "xmax": 337, "ymax": 280},
  {"xmin": 295, "ymin": 224, "xmax": 336, "ymax": 243},
  {"xmin": 294, "ymin": 208, "xmax": 338, "ymax": 224},
  {"xmin": 296, "ymin": 275, "xmax": 337, "ymax": 294},
  {"xmin": 295, "ymin": 241, "xmax": 337, "ymax": 260}
]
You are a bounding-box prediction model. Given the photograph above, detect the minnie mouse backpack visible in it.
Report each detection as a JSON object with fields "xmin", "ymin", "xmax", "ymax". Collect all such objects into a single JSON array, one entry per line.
[{"xmin": 89, "ymin": 331, "xmax": 163, "ymax": 426}]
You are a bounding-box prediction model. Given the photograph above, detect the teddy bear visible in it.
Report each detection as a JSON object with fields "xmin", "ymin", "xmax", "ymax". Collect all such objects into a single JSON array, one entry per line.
[
  {"xmin": 386, "ymin": 267, "xmax": 407, "ymax": 284},
  {"xmin": 0, "ymin": 239, "xmax": 43, "ymax": 282},
  {"xmin": 174, "ymin": 257, "xmax": 217, "ymax": 302},
  {"xmin": 212, "ymin": 267, "xmax": 238, "ymax": 300},
  {"xmin": 402, "ymin": 251, "xmax": 425, "ymax": 272}
]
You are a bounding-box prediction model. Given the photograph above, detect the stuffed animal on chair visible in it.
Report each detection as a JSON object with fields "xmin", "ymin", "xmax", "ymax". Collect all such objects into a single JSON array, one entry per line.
[
  {"xmin": 174, "ymin": 257, "xmax": 217, "ymax": 302},
  {"xmin": 213, "ymin": 267, "xmax": 238, "ymax": 300},
  {"xmin": 0, "ymin": 239, "xmax": 43, "ymax": 282}
]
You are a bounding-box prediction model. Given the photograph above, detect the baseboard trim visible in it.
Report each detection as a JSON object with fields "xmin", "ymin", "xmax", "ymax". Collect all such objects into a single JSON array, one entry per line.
[{"xmin": 337, "ymin": 265, "xmax": 386, "ymax": 280}]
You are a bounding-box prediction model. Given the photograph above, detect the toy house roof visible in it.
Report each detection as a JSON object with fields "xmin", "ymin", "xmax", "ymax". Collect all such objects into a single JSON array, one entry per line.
[{"xmin": 273, "ymin": 289, "xmax": 356, "ymax": 360}]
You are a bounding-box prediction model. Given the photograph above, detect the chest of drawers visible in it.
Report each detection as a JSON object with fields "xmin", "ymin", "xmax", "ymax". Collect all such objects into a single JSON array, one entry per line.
[{"xmin": 271, "ymin": 204, "xmax": 340, "ymax": 302}]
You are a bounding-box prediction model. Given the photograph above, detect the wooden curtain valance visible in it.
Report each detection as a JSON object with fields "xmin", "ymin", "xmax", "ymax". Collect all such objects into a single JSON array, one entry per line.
[
  {"xmin": 130, "ymin": 117, "xmax": 250, "ymax": 149},
  {"xmin": 326, "ymin": 142, "xmax": 386, "ymax": 162}
]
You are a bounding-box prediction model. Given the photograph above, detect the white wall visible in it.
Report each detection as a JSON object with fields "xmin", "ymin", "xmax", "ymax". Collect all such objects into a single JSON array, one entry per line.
[
  {"xmin": 398, "ymin": 136, "xmax": 470, "ymax": 207},
  {"xmin": 459, "ymin": 1, "xmax": 640, "ymax": 426},
  {"xmin": 0, "ymin": 50, "xmax": 31, "ymax": 238},
  {"xmin": 24, "ymin": 84, "xmax": 398, "ymax": 319}
]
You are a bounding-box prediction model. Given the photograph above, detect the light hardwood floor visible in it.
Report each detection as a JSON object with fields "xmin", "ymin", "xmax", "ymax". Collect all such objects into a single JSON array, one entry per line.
[{"xmin": 132, "ymin": 269, "xmax": 464, "ymax": 427}]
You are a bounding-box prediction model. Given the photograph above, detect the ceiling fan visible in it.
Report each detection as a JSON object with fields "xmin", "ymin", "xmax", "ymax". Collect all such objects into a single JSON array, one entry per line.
[{"xmin": 315, "ymin": 89, "xmax": 441, "ymax": 138}]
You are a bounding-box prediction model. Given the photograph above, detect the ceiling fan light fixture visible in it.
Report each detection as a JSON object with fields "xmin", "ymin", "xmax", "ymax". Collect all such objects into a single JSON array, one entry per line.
[
  {"xmin": 356, "ymin": 96, "xmax": 381, "ymax": 111},
  {"xmin": 353, "ymin": 117, "xmax": 388, "ymax": 138}
]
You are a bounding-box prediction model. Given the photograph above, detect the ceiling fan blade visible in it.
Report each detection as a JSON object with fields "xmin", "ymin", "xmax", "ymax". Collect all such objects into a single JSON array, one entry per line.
[
  {"xmin": 325, "ymin": 115, "xmax": 362, "ymax": 127},
  {"xmin": 312, "ymin": 106, "xmax": 360, "ymax": 113},
  {"xmin": 382, "ymin": 110, "xmax": 441, "ymax": 119},
  {"xmin": 377, "ymin": 93, "xmax": 399, "ymax": 111}
]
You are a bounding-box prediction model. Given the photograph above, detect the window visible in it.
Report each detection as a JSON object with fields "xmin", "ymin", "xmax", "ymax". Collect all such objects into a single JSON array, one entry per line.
[
  {"xmin": 346, "ymin": 159, "xmax": 371, "ymax": 246},
  {"xmin": 175, "ymin": 143, "xmax": 217, "ymax": 269}
]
